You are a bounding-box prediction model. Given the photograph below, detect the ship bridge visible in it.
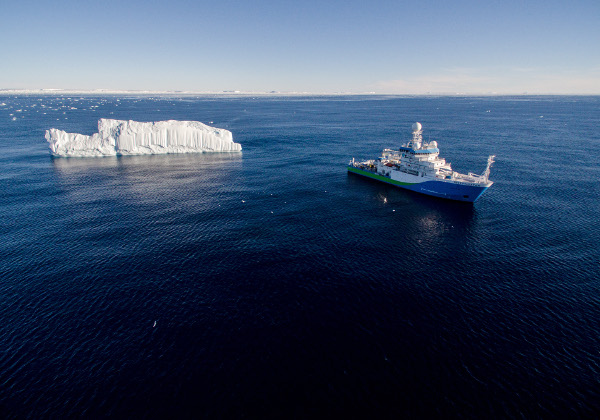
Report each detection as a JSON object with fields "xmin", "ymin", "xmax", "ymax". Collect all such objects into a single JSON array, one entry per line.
[{"xmin": 399, "ymin": 146, "xmax": 439, "ymax": 154}]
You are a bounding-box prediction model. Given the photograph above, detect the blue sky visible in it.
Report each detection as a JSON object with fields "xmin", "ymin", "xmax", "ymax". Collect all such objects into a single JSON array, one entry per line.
[{"xmin": 2, "ymin": 0, "xmax": 599, "ymax": 93}]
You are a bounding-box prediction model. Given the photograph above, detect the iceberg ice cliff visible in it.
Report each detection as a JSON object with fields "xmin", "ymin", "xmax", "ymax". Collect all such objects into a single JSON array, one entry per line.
[{"xmin": 46, "ymin": 119, "xmax": 241, "ymax": 157}]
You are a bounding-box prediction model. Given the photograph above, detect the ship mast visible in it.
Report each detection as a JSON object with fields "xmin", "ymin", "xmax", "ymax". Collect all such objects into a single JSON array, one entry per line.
[{"xmin": 411, "ymin": 122, "xmax": 423, "ymax": 149}]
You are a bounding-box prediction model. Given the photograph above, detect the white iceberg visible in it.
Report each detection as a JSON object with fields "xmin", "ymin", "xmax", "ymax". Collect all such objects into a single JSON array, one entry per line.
[{"xmin": 46, "ymin": 119, "xmax": 241, "ymax": 157}]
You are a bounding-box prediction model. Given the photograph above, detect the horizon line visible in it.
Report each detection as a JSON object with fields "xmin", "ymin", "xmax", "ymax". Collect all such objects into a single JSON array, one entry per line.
[{"xmin": 1, "ymin": 88, "xmax": 599, "ymax": 97}]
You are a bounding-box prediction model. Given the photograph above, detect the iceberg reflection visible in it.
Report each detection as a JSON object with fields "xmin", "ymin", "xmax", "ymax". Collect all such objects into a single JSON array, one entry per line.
[{"xmin": 51, "ymin": 153, "xmax": 243, "ymax": 207}]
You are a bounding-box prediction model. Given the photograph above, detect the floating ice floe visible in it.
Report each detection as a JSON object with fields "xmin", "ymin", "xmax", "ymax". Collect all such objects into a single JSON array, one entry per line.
[{"xmin": 46, "ymin": 118, "xmax": 241, "ymax": 157}]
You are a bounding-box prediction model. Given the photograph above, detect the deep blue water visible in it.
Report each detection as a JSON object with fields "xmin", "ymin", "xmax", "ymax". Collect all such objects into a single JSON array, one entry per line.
[{"xmin": 1, "ymin": 95, "xmax": 599, "ymax": 418}]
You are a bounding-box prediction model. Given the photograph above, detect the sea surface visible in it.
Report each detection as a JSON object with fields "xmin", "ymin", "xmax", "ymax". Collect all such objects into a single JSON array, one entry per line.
[{"xmin": 1, "ymin": 95, "xmax": 599, "ymax": 418}]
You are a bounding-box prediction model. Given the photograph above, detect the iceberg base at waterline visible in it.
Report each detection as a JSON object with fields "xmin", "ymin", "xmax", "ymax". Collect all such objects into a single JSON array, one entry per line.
[{"xmin": 45, "ymin": 119, "xmax": 241, "ymax": 157}]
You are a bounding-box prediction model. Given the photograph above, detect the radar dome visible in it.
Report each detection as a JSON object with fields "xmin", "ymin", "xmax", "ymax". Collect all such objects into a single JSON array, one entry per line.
[{"xmin": 412, "ymin": 122, "xmax": 422, "ymax": 132}]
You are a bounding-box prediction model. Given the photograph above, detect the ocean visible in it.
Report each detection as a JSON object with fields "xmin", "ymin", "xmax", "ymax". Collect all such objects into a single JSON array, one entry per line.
[{"xmin": 1, "ymin": 95, "xmax": 599, "ymax": 418}]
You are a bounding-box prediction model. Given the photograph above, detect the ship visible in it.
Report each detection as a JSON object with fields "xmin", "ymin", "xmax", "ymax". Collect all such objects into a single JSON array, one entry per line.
[{"xmin": 348, "ymin": 122, "xmax": 495, "ymax": 203}]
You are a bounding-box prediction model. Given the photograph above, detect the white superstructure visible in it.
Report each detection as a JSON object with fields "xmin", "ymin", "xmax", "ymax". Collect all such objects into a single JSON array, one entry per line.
[{"xmin": 376, "ymin": 122, "xmax": 494, "ymax": 186}]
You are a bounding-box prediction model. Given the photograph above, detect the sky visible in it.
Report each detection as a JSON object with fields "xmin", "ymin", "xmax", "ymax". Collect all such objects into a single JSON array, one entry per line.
[{"xmin": 1, "ymin": 0, "xmax": 599, "ymax": 94}]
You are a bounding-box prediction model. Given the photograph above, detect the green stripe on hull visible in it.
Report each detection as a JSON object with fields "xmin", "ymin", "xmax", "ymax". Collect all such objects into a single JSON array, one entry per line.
[{"xmin": 347, "ymin": 166, "xmax": 417, "ymax": 186}]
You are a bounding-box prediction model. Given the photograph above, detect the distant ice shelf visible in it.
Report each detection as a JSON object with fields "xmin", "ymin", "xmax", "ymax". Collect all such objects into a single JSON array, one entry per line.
[{"xmin": 46, "ymin": 119, "xmax": 241, "ymax": 157}]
